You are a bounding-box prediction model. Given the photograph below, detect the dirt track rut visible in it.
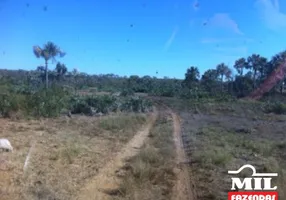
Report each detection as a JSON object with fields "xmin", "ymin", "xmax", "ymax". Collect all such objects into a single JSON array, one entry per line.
[
  {"xmin": 76, "ymin": 105, "xmax": 195, "ymax": 200},
  {"xmin": 170, "ymin": 110, "xmax": 195, "ymax": 200},
  {"xmin": 76, "ymin": 108, "xmax": 158, "ymax": 200}
]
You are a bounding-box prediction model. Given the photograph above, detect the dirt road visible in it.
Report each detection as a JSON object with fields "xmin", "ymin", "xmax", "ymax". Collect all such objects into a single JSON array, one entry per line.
[
  {"xmin": 76, "ymin": 108, "xmax": 158, "ymax": 200},
  {"xmin": 170, "ymin": 110, "xmax": 196, "ymax": 200},
  {"xmin": 76, "ymin": 105, "xmax": 195, "ymax": 200}
]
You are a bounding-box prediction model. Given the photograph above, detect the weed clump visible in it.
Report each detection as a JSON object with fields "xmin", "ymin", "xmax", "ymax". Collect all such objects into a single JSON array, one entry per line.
[{"xmin": 263, "ymin": 101, "xmax": 286, "ymax": 114}]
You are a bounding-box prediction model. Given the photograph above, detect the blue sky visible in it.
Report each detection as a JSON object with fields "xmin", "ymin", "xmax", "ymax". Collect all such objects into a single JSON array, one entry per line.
[{"xmin": 1, "ymin": 0, "xmax": 286, "ymax": 79}]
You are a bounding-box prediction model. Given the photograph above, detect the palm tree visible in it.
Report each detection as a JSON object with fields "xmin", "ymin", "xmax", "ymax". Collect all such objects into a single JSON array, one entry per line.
[
  {"xmin": 268, "ymin": 51, "xmax": 286, "ymax": 93},
  {"xmin": 33, "ymin": 42, "xmax": 65, "ymax": 88},
  {"xmin": 216, "ymin": 63, "xmax": 229, "ymax": 92},
  {"xmin": 55, "ymin": 62, "xmax": 67, "ymax": 81},
  {"xmin": 183, "ymin": 66, "xmax": 200, "ymax": 89},
  {"xmin": 247, "ymin": 54, "xmax": 267, "ymax": 89},
  {"xmin": 201, "ymin": 69, "xmax": 219, "ymax": 94},
  {"xmin": 216, "ymin": 63, "xmax": 228, "ymax": 81},
  {"xmin": 257, "ymin": 57, "xmax": 268, "ymax": 81},
  {"xmin": 225, "ymin": 68, "xmax": 232, "ymax": 82},
  {"xmin": 234, "ymin": 58, "xmax": 247, "ymax": 76}
]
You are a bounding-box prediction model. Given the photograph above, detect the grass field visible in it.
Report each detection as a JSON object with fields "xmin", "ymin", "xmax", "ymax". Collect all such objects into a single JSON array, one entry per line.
[
  {"xmin": 160, "ymin": 97, "xmax": 286, "ymax": 200},
  {"xmin": 1, "ymin": 96, "xmax": 285, "ymax": 200},
  {"xmin": 0, "ymin": 113, "xmax": 148, "ymax": 200}
]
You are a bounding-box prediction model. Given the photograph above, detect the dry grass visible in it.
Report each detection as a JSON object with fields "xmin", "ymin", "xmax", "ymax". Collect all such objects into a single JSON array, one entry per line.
[
  {"xmin": 153, "ymin": 97, "xmax": 286, "ymax": 199},
  {"xmin": 186, "ymin": 125, "xmax": 286, "ymax": 200},
  {"xmin": 98, "ymin": 113, "xmax": 146, "ymax": 142},
  {"xmin": 113, "ymin": 112, "xmax": 176, "ymax": 200},
  {"xmin": 0, "ymin": 113, "xmax": 147, "ymax": 200}
]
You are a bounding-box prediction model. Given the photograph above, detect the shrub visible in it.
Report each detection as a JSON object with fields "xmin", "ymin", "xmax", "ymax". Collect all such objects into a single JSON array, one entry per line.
[
  {"xmin": 86, "ymin": 95, "xmax": 117, "ymax": 113},
  {"xmin": 25, "ymin": 86, "xmax": 70, "ymax": 117},
  {"xmin": 0, "ymin": 93, "xmax": 25, "ymax": 117},
  {"xmin": 120, "ymin": 89, "xmax": 134, "ymax": 97},
  {"xmin": 263, "ymin": 102, "xmax": 286, "ymax": 114},
  {"xmin": 120, "ymin": 97, "xmax": 153, "ymax": 113},
  {"xmin": 69, "ymin": 95, "xmax": 118, "ymax": 115},
  {"xmin": 69, "ymin": 96, "xmax": 92, "ymax": 115}
]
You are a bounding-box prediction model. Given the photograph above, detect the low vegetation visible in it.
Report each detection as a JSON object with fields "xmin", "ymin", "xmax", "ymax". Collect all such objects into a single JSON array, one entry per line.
[
  {"xmin": 114, "ymin": 111, "xmax": 176, "ymax": 200},
  {"xmin": 0, "ymin": 81, "xmax": 153, "ymax": 119},
  {"xmin": 161, "ymin": 99, "xmax": 286, "ymax": 200}
]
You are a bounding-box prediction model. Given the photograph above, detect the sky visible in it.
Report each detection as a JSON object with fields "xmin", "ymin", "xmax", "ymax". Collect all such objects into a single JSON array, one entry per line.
[{"xmin": 1, "ymin": 0, "xmax": 286, "ymax": 79}]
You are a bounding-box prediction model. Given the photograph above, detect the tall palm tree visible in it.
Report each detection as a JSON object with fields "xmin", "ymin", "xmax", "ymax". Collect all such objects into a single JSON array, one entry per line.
[
  {"xmin": 216, "ymin": 63, "xmax": 228, "ymax": 81},
  {"xmin": 216, "ymin": 63, "xmax": 229, "ymax": 92},
  {"xmin": 33, "ymin": 42, "xmax": 65, "ymax": 88},
  {"xmin": 257, "ymin": 57, "xmax": 268, "ymax": 81},
  {"xmin": 234, "ymin": 58, "xmax": 247, "ymax": 76},
  {"xmin": 247, "ymin": 54, "xmax": 267, "ymax": 89},
  {"xmin": 225, "ymin": 68, "xmax": 233, "ymax": 82}
]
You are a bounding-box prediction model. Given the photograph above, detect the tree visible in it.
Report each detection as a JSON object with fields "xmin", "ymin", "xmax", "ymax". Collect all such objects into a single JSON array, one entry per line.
[
  {"xmin": 268, "ymin": 51, "xmax": 286, "ymax": 93},
  {"xmin": 55, "ymin": 62, "xmax": 67, "ymax": 81},
  {"xmin": 233, "ymin": 75, "xmax": 253, "ymax": 97},
  {"xmin": 257, "ymin": 57, "xmax": 268, "ymax": 82},
  {"xmin": 234, "ymin": 58, "xmax": 247, "ymax": 76},
  {"xmin": 246, "ymin": 54, "xmax": 267, "ymax": 89},
  {"xmin": 201, "ymin": 69, "xmax": 219, "ymax": 94},
  {"xmin": 127, "ymin": 75, "xmax": 140, "ymax": 92},
  {"xmin": 216, "ymin": 63, "xmax": 229, "ymax": 91},
  {"xmin": 33, "ymin": 42, "xmax": 65, "ymax": 88},
  {"xmin": 183, "ymin": 66, "xmax": 200, "ymax": 89},
  {"xmin": 216, "ymin": 63, "xmax": 228, "ymax": 81}
]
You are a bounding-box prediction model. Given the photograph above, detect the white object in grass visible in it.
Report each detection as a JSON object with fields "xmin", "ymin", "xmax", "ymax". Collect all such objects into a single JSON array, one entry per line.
[{"xmin": 0, "ymin": 138, "xmax": 13, "ymax": 152}]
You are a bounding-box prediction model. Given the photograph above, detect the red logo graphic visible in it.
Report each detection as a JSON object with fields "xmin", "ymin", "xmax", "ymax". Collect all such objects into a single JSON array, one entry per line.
[{"xmin": 228, "ymin": 164, "xmax": 278, "ymax": 200}]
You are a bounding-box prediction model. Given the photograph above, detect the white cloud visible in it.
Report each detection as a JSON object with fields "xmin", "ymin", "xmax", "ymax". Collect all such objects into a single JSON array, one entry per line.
[
  {"xmin": 255, "ymin": 0, "xmax": 286, "ymax": 31},
  {"xmin": 201, "ymin": 37, "xmax": 255, "ymax": 45},
  {"xmin": 164, "ymin": 26, "xmax": 179, "ymax": 51},
  {"xmin": 210, "ymin": 46, "xmax": 248, "ymax": 65},
  {"xmin": 215, "ymin": 46, "xmax": 248, "ymax": 55},
  {"xmin": 207, "ymin": 13, "xmax": 243, "ymax": 35}
]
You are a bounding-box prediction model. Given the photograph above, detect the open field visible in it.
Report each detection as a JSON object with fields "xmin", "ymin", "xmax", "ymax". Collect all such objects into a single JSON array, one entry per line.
[
  {"xmin": 1, "ymin": 93, "xmax": 286, "ymax": 200},
  {"xmin": 158, "ymin": 97, "xmax": 286, "ymax": 200},
  {"xmin": 0, "ymin": 113, "xmax": 148, "ymax": 200},
  {"xmin": 0, "ymin": 101, "xmax": 191, "ymax": 200}
]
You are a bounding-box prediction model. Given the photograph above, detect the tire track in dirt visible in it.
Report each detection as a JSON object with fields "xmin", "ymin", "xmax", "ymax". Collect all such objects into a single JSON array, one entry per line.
[
  {"xmin": 150, "ymin": 100, "xmax": 196, "ymax": 200},
  {"xmin": 76, "ymin": 108, "xmax": 158, "ymax": 200},
  {"xmin": 169, "ymin": 109, "xmax": 196, "ymax": 200}
]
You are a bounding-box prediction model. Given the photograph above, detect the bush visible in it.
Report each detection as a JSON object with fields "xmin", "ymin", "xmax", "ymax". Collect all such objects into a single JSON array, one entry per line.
[
  {"xmin": 86, "ymin": 95, "xmax": 117, "ymax": 113},
  {"xmin": 120, "ymin": 97, "xmax": 153, "ymax": 113},
  {"xmin": 69, "ymin": 96, "xmax": 92, "ymax": 115},
  {"xmin": 263, "ymin": 102, "xmax": 286, "ymax": 114},
  {"xmin": 69, "ymin": 95, "xmax": 118, "ymax": 115},
  {"xmin": 120, "ymin": 89, "xmax": 134, "ymax": 97},
  {"xmin": 0, "ymin": 82, "xmax": 153, "ymax": 118},
  {"xmin": 25, "ymin": 86, "xmax": 70, "ymax": 117},
  {"xmin": 0, "ymin": 85, "xmax": 70, "ymax": 118},
  {"xmin": 69, "ymin": 94, "xmax": 153, "ymax": 115},
  {"xmin": 0, "ymin": 93, "xmax": 25, "ymax": 117}
]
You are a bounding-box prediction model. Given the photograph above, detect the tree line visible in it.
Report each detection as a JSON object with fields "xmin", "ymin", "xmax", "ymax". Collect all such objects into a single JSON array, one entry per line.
[{"xmin": 1, "ymin": 41, "xmax": 286, "ymax": 99}]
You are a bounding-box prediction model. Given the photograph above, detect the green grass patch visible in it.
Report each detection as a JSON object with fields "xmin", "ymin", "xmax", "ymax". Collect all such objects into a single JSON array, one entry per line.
[{"xmin": 114, "ymin": 113, "xmax": 175, "ymax": 200}]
